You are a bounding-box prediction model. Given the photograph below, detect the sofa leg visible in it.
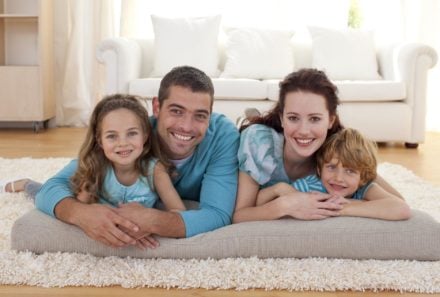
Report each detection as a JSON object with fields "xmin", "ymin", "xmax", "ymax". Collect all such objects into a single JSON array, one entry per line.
[{"xmin": 404, "ymin": 142, "xmax": 419, "ymax": 149}]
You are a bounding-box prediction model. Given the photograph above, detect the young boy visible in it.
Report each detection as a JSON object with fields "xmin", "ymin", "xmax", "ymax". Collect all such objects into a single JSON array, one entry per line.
[{"xmin": 256, "ymin": 128, "xmax": 411, "ymax": 220}]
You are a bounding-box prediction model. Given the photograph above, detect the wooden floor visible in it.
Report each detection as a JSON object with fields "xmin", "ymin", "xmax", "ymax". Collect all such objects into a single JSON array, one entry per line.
[{"xmin": 0, "ymin": 127, "xmax": 439, "ymax": 297}]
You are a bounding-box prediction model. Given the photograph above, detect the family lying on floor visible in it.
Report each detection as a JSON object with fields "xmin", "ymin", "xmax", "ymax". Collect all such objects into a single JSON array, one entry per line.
[{"xmin": 1, "ymin": 66, "xmax": 411, "ymax": 250}]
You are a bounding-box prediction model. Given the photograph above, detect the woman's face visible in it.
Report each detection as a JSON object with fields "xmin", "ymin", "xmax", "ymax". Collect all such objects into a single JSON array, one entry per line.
[{"xmin": 281, "ymin": 91, "xmax": 335, "ymax": 161}]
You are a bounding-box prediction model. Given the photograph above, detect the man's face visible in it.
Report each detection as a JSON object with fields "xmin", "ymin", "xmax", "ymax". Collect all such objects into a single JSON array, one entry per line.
[{"xmin": 153, "ymin": 85, "xmax": 211, "ymax": 160}]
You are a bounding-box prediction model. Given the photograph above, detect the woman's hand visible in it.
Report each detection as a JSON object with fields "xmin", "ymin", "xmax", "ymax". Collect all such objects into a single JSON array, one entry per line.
[{"xmin": 280, "ymin": 191, "xmax": 343, "ymax": 220}]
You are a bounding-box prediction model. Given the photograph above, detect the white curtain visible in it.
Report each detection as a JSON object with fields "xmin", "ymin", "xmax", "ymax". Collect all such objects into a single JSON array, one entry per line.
[{"xmin": 53, "ymin": 0, "xmax": 119, "ymax": 126}]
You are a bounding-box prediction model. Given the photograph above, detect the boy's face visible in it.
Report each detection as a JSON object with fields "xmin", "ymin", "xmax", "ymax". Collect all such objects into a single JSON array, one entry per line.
[
  {"xmin": 320, "ymin": 158, "xmax": 361, "ymax": 198},
  {"xmin": 153, "ymin": 85, "xmax": 211, "ymax": 160}
]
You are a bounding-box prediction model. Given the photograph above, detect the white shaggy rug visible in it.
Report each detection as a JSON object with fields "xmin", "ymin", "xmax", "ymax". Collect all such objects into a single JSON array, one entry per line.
[{"xmin": 0, "ymin": 157, "xmax": 439, "ymax": 292}]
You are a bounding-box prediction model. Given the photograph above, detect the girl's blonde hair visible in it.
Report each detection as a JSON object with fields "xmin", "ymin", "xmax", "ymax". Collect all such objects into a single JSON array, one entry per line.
[
  {"xmin": 316, "ymin": 128, "xmax": 378, "ymax": 186},
  {"xmin": 70, "ymin": 94, "xmax": 168, "ymax": 203}
]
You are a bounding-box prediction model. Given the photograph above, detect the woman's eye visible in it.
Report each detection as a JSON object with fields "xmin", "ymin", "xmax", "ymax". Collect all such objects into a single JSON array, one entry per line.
[
  {"xmin": 287, "ymin": 116, "xmax": 299, "ymax": 122},
  {"xmin": 310, "ymin": 116, "xmax": 321, "ymax": 122}
]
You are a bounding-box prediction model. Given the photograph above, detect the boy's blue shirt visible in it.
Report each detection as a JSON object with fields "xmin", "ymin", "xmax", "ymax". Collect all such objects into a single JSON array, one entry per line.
[{"xmin": 35, "ymin": 112, "xmax": 240, "ymax": 237}]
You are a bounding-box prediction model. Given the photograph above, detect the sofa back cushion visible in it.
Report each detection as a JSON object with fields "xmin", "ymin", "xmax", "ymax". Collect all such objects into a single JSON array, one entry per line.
[
  {"xmin": 308, "ymin": 26, "xmax": 381, "ymax": 80},
  {"xmin": 150, "ymin": 15, "xmax": 222, "ymax": 77},
  {"xmin": 220, "ymin": 28, "xmax": 294, "ymax": 79}
]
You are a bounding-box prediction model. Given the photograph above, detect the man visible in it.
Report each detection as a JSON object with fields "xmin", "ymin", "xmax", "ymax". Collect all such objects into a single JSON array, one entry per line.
[{"xmin": 35, "ymin": 66, "xmax": 239, "ymax": 247}]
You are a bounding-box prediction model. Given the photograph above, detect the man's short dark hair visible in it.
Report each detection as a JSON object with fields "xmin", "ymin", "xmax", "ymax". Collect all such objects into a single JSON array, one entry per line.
[{"xmin": 157, "ymin": 66, "xmax": 215, "ymax": 108}]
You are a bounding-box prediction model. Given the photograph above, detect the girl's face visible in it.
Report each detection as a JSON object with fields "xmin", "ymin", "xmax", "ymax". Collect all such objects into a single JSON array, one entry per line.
[
  {"xmin": 281, "ymin": 91, "xmax": 335, "ymax": 162},
  {"xmin": 320, "ymin": 157, "xmax": 361, "ymax": 197},
  {"xmin": 99, "ymin": 108, "xmax": 147, "ymax": 170}
]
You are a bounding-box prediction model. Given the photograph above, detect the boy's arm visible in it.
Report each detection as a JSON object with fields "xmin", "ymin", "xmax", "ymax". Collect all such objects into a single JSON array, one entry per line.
[
  {"xmin": 153, "ymin": 162, "xmax": 186, "ymax": 211},
  {"xmin": 340, "ymin": 183, "xmax": 411, "ymax": 220}
]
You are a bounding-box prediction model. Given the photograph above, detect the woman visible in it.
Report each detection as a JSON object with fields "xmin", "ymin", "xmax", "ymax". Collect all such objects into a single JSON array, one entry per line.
[{"xmin": 233, "ymin": 68, "xmax": 402, "ymax": 223}]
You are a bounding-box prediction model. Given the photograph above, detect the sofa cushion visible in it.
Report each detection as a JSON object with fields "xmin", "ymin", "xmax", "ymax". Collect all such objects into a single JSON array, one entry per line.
[
  {"xmin": 221, "ymin": 28, "xmax": 294, "ymax": 80},
  {"xmin": 11, "ymin": 209, "xmax": 440, "ymax": 260},
  {"xmin": 308, "ymin": 26, "xmax": 381, "ymax": 80},
  {"xmin": 336, "ymin": 80, "xmax": 406, "ymax": 102},
  {"xmin": 150, "ymin": 15, "xmax": 221, "ymax": 77},
  {"xmin": 212, "ymin": 78, "xmax": 267, "ymax": 100},
  {"xmin": 265, "ymin": 79, "xmax": 406, "ymax": 102}
]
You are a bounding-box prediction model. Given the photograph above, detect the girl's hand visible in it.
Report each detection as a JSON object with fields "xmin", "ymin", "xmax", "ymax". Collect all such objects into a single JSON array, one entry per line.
[
  {"xmin": 281, "ymin": 191, "xmax": 343, "ymax": 220},
  {"xmin": 135, "ymin": 235, "xmax": 160, "ymax": 250}
]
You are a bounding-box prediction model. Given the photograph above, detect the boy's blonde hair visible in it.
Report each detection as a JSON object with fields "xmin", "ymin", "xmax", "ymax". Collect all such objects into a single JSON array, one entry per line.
[{"xmin": 316, "ymin": 128, "xmax": 378, "ymax": 186}]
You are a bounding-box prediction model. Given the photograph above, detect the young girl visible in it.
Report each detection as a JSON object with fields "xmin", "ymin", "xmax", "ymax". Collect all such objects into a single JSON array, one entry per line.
[
  {"xmin": 256, "ymin": 128, "xmax": 411, "ymax": 220},
  {"xmin": 2, "ymin": 94, "xmax": 185, "ymax": 247}
]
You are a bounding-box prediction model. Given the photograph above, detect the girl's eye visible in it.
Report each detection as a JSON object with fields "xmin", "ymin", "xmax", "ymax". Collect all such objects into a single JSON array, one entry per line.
[
  {"xmin": 106, "ymin": 134, "xmax": 116, "ymax": 140},
  {"xmin": 128, "ymin": 131, "xmax": 138, "ymax": 137}
]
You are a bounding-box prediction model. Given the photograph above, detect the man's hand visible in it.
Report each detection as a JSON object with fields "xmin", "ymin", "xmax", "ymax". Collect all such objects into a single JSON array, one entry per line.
[
  {"xmin": 55, "ymin": 198, "xmax": 139, "ymax": 248},
  {"xmin": 116, "ymin": 202, "xmax": 186, "ymax": 238}
]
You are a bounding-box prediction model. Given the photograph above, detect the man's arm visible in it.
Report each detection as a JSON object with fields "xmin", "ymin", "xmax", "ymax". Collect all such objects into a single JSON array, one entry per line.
[
  {"xmin": 117, "ymin": 115, "xmax": 240, "ymax": 238},
  {"xmin": 116, "ymin": 203, "xmax": 185, "ymax": 238},
  {"xmin": 35, "ymin": 160, "xmax": 139, "ymax": 247},
  {"xmin": 179, "ymin": 117, "xmax": 240, "ymax": 237}
]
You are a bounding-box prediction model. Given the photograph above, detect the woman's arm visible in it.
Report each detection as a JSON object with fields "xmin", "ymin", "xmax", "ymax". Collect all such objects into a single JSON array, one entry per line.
[
  {"xmin": 375, "ymin": 174, "xmax": 404, "ymax": 199},
  {"xmin": 340, "ymin": 183, "xmax": 411, "ymax": 220},
  {"xmin": 233, "ymin": 172, "xmax": 342, "ymax": 223},
  {"xmin": 256, "ymin": 182, "xmax": 296, "ymax": 206},
  {"xmin": 153, "ymin": 162, "xmax": 186, "ymax": 211}
]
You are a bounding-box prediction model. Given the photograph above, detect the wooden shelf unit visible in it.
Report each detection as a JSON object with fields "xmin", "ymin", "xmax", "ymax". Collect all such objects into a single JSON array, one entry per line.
[{"xmin": 0, "ymin": 0, "xmax": 54, "ymax": 131}]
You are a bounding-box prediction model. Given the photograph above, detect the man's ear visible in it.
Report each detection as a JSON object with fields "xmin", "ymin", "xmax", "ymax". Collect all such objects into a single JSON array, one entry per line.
[{"xmin": 152, "ymin": 97, "xmax": 160, "ymax": 117}]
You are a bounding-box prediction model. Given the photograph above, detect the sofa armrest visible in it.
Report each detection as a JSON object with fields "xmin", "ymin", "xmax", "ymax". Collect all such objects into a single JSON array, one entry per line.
[
  {"xmin": 96, "ymin": 38, "xmax": 142, "ymax": 94},
  {"xmin": 378, "ymin": 42, "xmax": 437, "ymax": 143},
  {"xmin": 378, "ymin": 42, "xmax": 437, "ymax": 104}
]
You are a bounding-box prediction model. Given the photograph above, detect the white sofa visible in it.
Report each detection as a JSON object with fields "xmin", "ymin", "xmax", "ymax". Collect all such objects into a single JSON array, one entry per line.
[{"xmin": 96, "ymin": 34, "xmax": 437, "ymax": 147}]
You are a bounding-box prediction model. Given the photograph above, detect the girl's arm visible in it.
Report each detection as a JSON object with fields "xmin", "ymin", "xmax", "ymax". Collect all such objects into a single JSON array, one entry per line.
[
  {"xmin": 256, "ymin": 182, "xmax": 297, "ymax": 206},
  {"xmin": 232, "ymin": 172, "xmax": 342, "ymax": 223},
  {"xmin": 153, "ymin": 162, "xmax": 186, "ymax": 211},
  {"xmin": 340, "ymin": 183, "xmax": 411, "ymax": 220}
]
